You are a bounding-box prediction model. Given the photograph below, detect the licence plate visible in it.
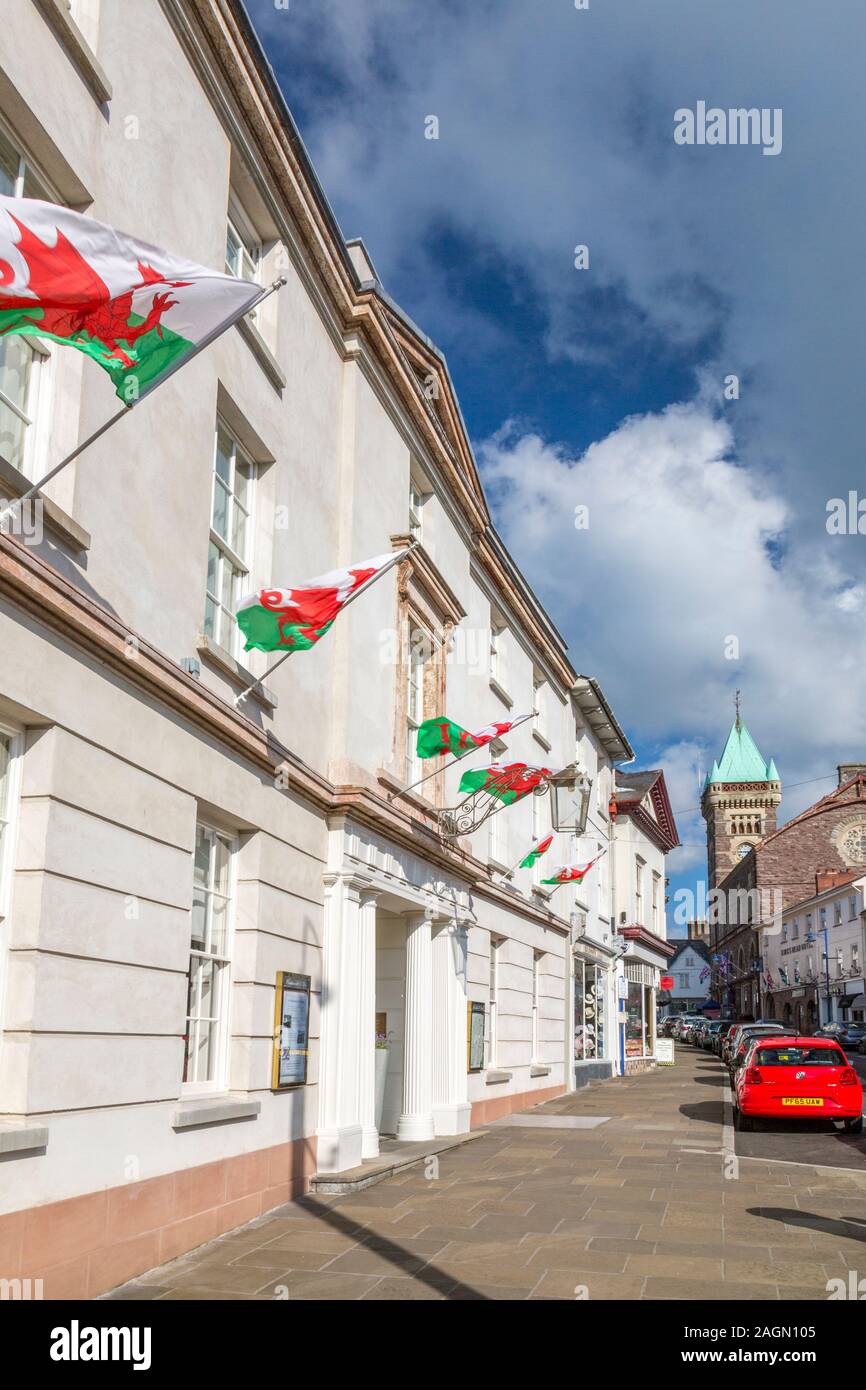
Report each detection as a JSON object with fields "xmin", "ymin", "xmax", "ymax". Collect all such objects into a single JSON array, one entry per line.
[{"xmin": 781, "ymin": 1097, "xmax": 824, "ymax": 1107}]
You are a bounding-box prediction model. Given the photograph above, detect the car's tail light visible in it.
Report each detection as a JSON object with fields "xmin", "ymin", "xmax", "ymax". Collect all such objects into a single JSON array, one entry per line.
[
  {"xmin": 745, "ymin": 1067, "xmax": 762, "ymax": 1084},
  {"xmin": 839, "ymin": 1067, "xmax": 858, "ymax": 1086}
]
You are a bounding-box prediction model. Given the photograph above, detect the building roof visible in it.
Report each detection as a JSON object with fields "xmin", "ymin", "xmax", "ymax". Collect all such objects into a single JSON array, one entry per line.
[
  {"xmin": 667, "ymin": 939, "xmax": 711, "ymax": 967},
  {"xmin": 614, "ymin": 769, "xmax": 680, "ymax": 851},
  {"xmin": 706, "ymin": 717, "xmax": 778, "ymax": 786}
]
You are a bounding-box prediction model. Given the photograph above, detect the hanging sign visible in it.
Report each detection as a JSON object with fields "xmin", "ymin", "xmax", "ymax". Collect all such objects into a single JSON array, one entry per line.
[{"xmin": 271, "ymin": 972, "xmax": 311, "ymax": 1089}]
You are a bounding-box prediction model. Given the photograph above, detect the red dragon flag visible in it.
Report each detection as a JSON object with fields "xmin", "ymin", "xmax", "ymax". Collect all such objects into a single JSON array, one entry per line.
[
  {"xmin": 541, "ymin": 849, "xmax": 606, "ymax": 888},
  {"xmin": 518, "ymin": 834, "xmax": 554, "ymax": 869},
  {"xmin": 236, "ymin": 550, "xmax": 409, "ymax": 654},
  {"xmin": 415, "ymin": 714, "xmax": 532, "ymax": 759},
  {"xmin": 0, "ymin": 196, "xmax": 262, "ymax": 401},
  {"xmin": 458, "ymin": 762, "xmax": 553, "ymax": 805}
]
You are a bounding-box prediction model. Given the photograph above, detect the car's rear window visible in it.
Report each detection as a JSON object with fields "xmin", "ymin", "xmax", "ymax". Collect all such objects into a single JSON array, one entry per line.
[{"xmin": 753, "ymin": 1046, "xmax": 847, "ymax": 1067}]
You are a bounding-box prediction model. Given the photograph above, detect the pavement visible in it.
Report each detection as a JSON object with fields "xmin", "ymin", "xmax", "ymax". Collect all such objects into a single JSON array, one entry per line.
[{"xmin": 103, "ymin": 1049, "xmax": 866, "ymax": 1301}]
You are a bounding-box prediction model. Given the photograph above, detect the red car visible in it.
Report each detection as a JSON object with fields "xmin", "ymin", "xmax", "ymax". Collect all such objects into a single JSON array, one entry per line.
[{"xmin": 734, "ymin": 1036, "xmax": 864, "ymax": 1133}]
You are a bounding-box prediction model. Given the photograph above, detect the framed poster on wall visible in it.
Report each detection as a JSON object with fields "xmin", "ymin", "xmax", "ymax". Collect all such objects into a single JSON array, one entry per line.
[
  {"xmin": 467, "ymin": 1000, "xmax": 485, "ymax": 1072},
  {"xmin": 271, "ymin": 971, "xmax": 311, "ymax": 1089}
]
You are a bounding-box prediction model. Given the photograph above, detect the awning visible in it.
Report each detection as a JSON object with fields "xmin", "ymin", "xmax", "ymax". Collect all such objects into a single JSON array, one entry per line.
[{"xmin": 844, "ymin": 994, "xmax": 866, "ymax": 1010}]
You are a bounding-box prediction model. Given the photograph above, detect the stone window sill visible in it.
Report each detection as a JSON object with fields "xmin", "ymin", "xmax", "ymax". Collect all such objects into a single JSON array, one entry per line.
[
  {"xmin": 0, "ymin": 1122, "xmax": 49, "ymax": 1155},
  {"xmin": 236, "ymin": 314, "xmax": 286, "ymax": 391},
  {"xmin": 485, "ymin": 1069, "xmax": 512, "ymax": 1085},
  {"xmin": 530, "ymin": 1064, "xmax": 551, "ymax": 1078},
  {"xmin": 0, "ymin": 453, "xmax": 91, "ymax": 553},
  {"xmin": 489, "ymin": 677, "xmax": 513, "ymax": 709},
  {"xmin": 488, "ymin": 855, "xmax": 510, "ymax": 874},
  {"xmin": 172, "ymin": 1096, "xmax": 261, "ymax": 1131},
  {"xmin": 34, "ymin": 0, "xmax": 113, "ymax": 104},
  {"xmin": 532, "ymin": 728, "xmax": 552, "ymax": 753},
  {"xmin": 197, "ymin": 633, "xmax": 277, "ymax": 711}
]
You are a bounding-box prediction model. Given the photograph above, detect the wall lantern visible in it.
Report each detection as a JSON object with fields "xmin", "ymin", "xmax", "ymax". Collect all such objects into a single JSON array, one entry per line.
[{"xmin": 549, "ymin": 762, "xmax": 593, "ymax": 834}]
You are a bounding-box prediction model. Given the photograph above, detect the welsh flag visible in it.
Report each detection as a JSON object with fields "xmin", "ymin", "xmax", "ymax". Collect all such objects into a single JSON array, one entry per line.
[
  {"xmin": 541, "ymin": 851, "xmax": 605, "ymax": 886},
  {"xmin": 458, "ymin": 762, "xmax": 552, "ymax": 805},
  {"xmin": 416, "ymin": 714, "xmax": 530, "ymax": 759},
  {"xmin": 236, "ymin": 551, "xmax": 406, "ymax": 654},
  {"xmin": 0, "ymin": 197, "xmax": 261, "ymax": 400},
  {"xmin": 519, "ymin": 834, "xmax": 554, "ymax": 869}
]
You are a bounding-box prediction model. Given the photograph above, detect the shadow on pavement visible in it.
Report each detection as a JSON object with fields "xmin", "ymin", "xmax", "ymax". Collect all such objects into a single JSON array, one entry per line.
[
  {"xmin": 291, "ymin": 1193, "xmax": 490, "ymax": 1300},
  {"xmin": 749, "ymin": 1207, "xmax": 866, "ymax": 1245},
  {"xmin": 678, "ymin": 1101, "xmax": 724, "ymax": 1126}
]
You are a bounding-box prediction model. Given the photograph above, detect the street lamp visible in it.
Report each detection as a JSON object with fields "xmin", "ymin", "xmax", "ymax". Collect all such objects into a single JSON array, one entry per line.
[{"xmin": 549, "ymin": 763, "xmax": 593, "ymax": 834}]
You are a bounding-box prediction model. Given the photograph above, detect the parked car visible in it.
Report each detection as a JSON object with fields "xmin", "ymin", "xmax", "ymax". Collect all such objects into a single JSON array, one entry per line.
[
  {"xmin": 702, "ymin": 1021, "xmax": 723, "ymax": 1050},
  {"xmin": 722, "ymin": 1023, "xmax": 749, "ymax": 1065},
  {"xmin": 730, "ymin": 1025, "xmax": 792, "ymax": 1076},
  {"xmin": 818, "ymin": 1023, "xmax": 866, "ymax": 1050},
  {"xmin": 713, "ymin": 1021, "xmax": 735, "ymax": 1055},
  {"xmin": 733, "ymin": 1035, "xmax": 864, "ymax": 1133}
]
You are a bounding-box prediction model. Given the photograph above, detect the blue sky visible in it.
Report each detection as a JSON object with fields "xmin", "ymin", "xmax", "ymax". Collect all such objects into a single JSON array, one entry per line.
[{"xmin": 251, "ymin": 0, "xmax": 866, "ymax": 931}]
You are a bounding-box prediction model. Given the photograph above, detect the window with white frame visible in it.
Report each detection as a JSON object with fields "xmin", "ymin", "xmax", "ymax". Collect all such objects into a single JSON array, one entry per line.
[
  {"xmin": 531, "ymin": 787, "xmax": 545, "ymax": 886},
  {"xmin": 850, "ymin": 894, "xmax": 859, "ymax": 921},
  {"xmin": 834, "ymin": 900, "xmax": 843, "ymax": 925},
  {"xmin": 531, "ymin": 950, "xmax": 543, "ymax": 1060},
  {"xmin": 791, "ymin": 917, "xmax": 799, "ymax": 939},
  {"xmin": 635, "ymin": 856, "xmax": 645, "ymax": 923},
  {"xmin": 651, "ymin": 871, "xmax": 661, "ymax": 934},
  {"xmin": 225, "ymin": 198, "xmax": 261, "ymax": 287},
  {"xmin": 183, "ymin": 823, "xmax": 235, "ymax": 1091},
  {"xmin": 409, "ymin": 478, "xmax": 424, "ymax": 542},
  {"xmin": 532, "ymin": 673, "xmax": 548, "ymax": 740},
  {"xmin": 488, "ymin": 936, "xmax": 502, "ymax": 1066},
  {"xmin": 204, "ymin": 419, "xmax": 255, "ymax": 657},
  {"xmin": 852, "ymin": 942, "xmax": 860, "ymax": 973},
  {"xmin": 405, "ymin": 624, "xmax": 427, "ymax": 785},
  {"xmin": 0, "ymin": 724, "xmax": 23, "ymax": 922},
  {"xmin": 64, "ymin": 0, "xmax": 101, "ymax": 49},
  {"xmin": 836, "ymin": 945, "xmax": 844, "ymax": 977},
  {"xmin": 0, "ymin": 126, "xmax": 52, "ymax": 480},
  {"xmin": 489, "ymin": 614, "xmax": 507, "ymax": 688}
]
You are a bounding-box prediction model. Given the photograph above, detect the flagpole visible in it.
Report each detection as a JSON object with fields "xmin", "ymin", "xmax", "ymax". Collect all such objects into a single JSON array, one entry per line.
[
  {"xmin": 0, "ymin": 276, "xmax": 286, "ymax": 523},
  {"xmin": 387, "ymin": 710, "xmax": 536, "ymax": 804},
  {"xmin": 234, "ymin": 540, "xmax": 421, "ymax": 707}
]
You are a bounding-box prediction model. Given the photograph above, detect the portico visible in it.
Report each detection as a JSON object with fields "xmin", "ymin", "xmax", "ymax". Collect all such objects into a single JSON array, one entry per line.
[{"xmin": 316, "ymin": 853, "xmax": 472, "ymax": 1175}]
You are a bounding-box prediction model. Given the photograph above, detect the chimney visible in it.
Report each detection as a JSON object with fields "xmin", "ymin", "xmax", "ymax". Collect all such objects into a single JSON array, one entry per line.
[
  {"xmin": 816, "ymin": 868, "xmax": 859, "ymax": 893},
  {"xmin": 838, "ymin": 763, "xmax": 866, "ymax": 786}
]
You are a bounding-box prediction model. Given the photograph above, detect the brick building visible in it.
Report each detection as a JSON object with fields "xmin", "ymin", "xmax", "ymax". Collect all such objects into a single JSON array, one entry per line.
[{"xmin": 710, "ymin": 759, "xmax": 866, "ymax": 1018}]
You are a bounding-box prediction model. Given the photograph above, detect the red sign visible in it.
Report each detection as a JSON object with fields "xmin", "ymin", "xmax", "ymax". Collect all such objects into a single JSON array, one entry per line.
[{"xmin": 659, "ymin": 975, "xmax": 674, "ymax": 991}]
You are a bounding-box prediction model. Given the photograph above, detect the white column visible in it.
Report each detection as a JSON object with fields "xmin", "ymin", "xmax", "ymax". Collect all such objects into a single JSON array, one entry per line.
[
  {"xmin": 397, "ymin": 911, "xmax": 435, "ymax": 1141},
  {"xmin": 432, "ymin": 923, "xmax": 471, "ymax": 1135},
  {"xmin": 358, "ymin": 890, "xmax": 380, "ymax": 1159},
  {"xmin": 316, "ymin": 874, "xmax": 368, "ymax": 1172}
]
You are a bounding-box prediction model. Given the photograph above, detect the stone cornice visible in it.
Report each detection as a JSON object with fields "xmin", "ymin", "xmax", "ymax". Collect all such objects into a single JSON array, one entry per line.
[{"xmin": 390, "ymin": 534, "xmax": 466, "ymax": 626}]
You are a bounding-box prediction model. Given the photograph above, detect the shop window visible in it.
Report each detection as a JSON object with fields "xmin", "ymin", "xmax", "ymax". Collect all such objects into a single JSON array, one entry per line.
[
  {"xmin": 574, "ymin": 960, "xmax": 605, "ymax": 1061},
  {"xmin": 183, "ymin": 823, "xmax": 235, "ymax": 1092}
]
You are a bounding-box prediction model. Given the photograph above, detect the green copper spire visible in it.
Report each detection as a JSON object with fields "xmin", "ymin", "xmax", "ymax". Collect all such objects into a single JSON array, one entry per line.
[{"xmin": 710, "ymin": 717, "xmax": 778, "ymax": 785}]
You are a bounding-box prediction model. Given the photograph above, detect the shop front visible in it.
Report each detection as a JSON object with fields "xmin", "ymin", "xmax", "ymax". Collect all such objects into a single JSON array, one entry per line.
[
  {"xmin": 572, "ymin": 940, "xmax": 616, "ymax": 1087},
  {"xmin": 617, "ymin": 925, "xmax": 676, "ymax": 1075}
]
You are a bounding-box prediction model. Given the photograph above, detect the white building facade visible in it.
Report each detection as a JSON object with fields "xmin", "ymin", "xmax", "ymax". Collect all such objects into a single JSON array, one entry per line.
[
  {"xmin": 610, "ymin": 770, "xmax": 679, "ymax": 1071},
  {"xmin": 761, "ymin": 874, "xmax": 866, "ymax": 1032},
  {"xmin": 0, "ymin": 0, "xmax": 642, "ymax": 1297}
]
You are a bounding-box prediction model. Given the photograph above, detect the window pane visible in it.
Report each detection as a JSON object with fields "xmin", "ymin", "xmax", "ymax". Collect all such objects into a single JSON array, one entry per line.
[
  {"xmin": 193, "ymin": 826, "xmax": 210, "ymax": 890},
  {"xmin": 0, "ymin": 129, "xmax": 19, "ymax": 194},
  {"xmin": 212, "ymin": 478, "xmax": 230, "ymax": 542},
  {"xmin": 213, "ymin": 835, "xmax": 230, "ymax": 895},
  {"xmin": 210, "ymin": 895, "xmax": 229, "ymax": 956},
  {"xmin": 231, "ymin": 501, "xmax": 248, "ymax": 558},
  {"xmin": 215, "ymin": 428, "xmax": 232, "ymax": 485},
  {"xmin": 191, "ymin": 890, "xmax": 207, "ymax": 952}
]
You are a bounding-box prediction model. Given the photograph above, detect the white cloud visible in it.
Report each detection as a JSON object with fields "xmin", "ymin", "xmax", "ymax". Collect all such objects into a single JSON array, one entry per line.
[{"xmin": 478, "ymin": 403, "xmax": 866, "ymax": 813}]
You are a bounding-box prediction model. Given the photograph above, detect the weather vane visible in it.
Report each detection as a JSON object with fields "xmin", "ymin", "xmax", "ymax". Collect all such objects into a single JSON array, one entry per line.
[{"xmin": 734, "ymin": 688, "xmax": 741, "ymax": 726}]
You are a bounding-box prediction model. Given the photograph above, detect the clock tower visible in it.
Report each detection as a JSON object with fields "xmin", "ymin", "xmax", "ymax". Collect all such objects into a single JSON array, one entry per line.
[{"xmin": 701, "ymin": 704, "xmax": 781, "ymax": 888}]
